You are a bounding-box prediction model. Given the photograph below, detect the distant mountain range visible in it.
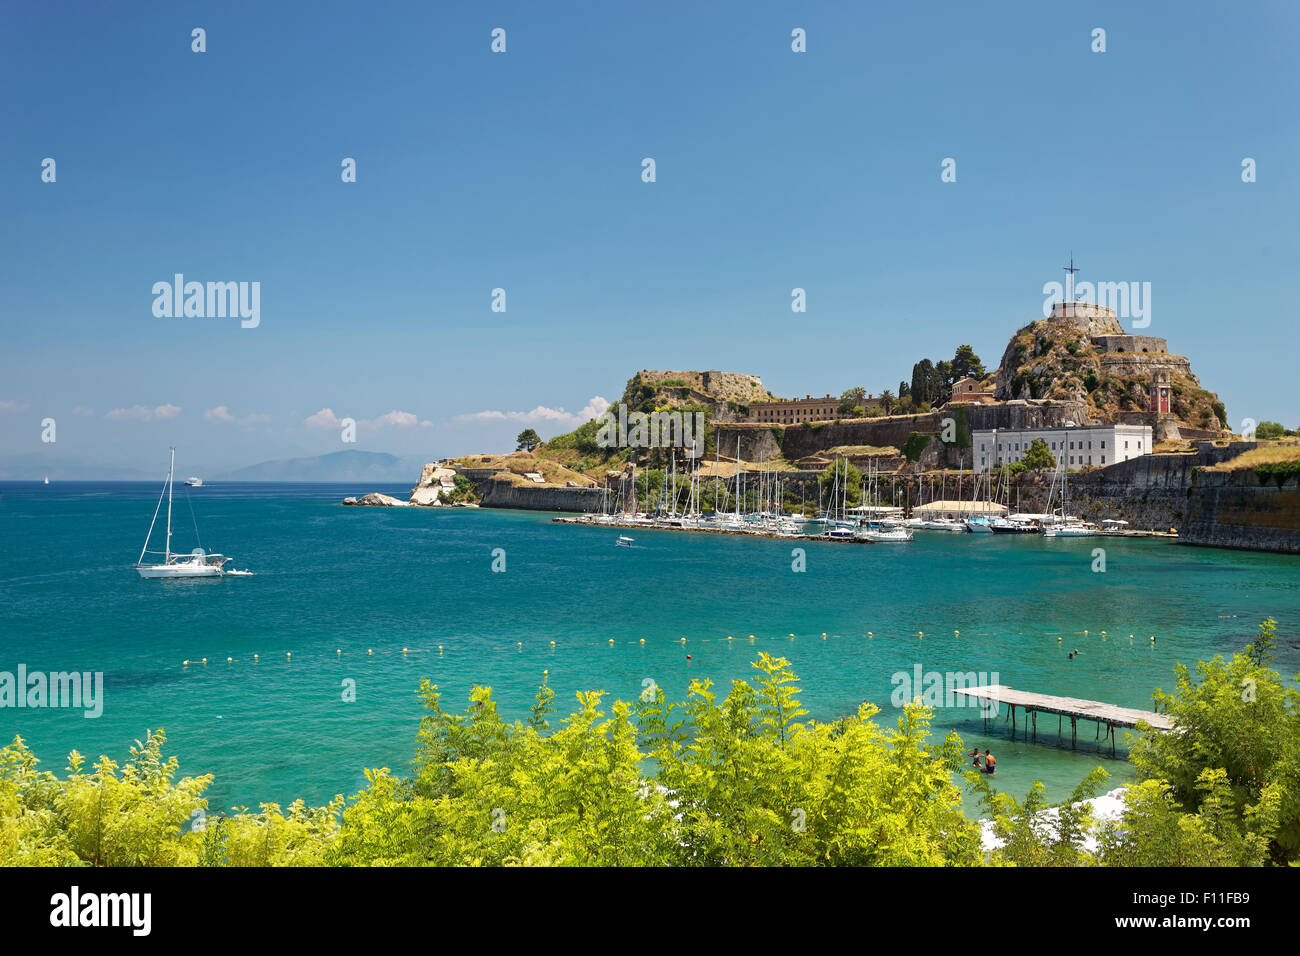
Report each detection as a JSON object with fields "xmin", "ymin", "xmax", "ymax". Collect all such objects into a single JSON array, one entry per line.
[{"xmin": 214, "ymin": 450, "xmax": 420, "ymax": 483}]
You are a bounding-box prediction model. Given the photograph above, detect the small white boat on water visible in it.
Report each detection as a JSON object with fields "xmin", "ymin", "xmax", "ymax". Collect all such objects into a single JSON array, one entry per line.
[
  {"xmin": 43, "ymin": 476, "xmax": 49, "ymax": 485},
  {"xmin": 184, "ymin": 476, "xmax": 203, "ymax": 487},
  {"xmin": 857, "ymin": 521, "xmax": 913, "ymax": 542},
  {"xmin": 1043, "ymin": 522, "xmax": 1098, "ymax": 538},
  {"xmin": 136, "ymin": 448, "xmax": 240, "ymax": 578},
  {"xmin": 912, "ymin": 518, "xmax": 966, "ymax": 532},
  {"xmin": 616, "ymin": 535, "xmax": 634, "ymax": 547}
]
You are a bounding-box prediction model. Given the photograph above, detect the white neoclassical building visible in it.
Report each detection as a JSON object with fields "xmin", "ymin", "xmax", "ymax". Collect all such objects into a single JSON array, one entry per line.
[{"xmin": 971, "ymin": 423, "xmax": 1152, "ymax": 473}]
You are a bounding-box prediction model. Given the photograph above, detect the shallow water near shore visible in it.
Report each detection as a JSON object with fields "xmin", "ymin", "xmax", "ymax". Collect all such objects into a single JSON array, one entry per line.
[{"xmin": 2, "ymin": 481, "xmax": 1297, "ymax": 812}]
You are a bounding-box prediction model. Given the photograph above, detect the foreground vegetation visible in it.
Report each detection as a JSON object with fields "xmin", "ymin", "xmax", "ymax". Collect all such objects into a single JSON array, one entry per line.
[{"xmin": 1, "ymin": 622, "xmax": 1294, "ymax": 866}]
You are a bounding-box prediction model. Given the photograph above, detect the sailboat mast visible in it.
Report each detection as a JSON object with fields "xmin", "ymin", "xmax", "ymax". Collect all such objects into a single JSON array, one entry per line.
[{"xmin": 165, "ymin": 446, "xmax": 175, "ymax": 562}]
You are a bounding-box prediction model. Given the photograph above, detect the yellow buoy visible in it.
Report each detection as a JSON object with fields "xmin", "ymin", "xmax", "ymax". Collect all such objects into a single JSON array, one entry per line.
[
  {"xmin": 955, "ymin": 630, "xmax": 960, "ymax": 637},
  {"xmin": 680, "ymin": 637, "xmax": 687, "ymax": 644},
  {"xmin": 608, "ymin": 639, "xmax": 614, "ymax": 645},
  {"xmin": 639, "ymin": 638, "xmax": 645, "ymax": 644},
  {"xmin": 337, "ymin": 649, "xmax": 342, "ymax": 656},
  {"xmin": 438, "ymin": 645, "xmax": 444, "ymax": 653},
  {"xmin": 227, "ymin": 657, "xmax": 232, "ymax": 663},
  {"xmin": 918, "ymin": 631, "xmax": 923, "ymax": 639},
  {"xmin": 821, "ymin": 632, "xmax": 827, "ymax": 638},
  {"xmin": 517, "ymin": 642, "xmax": 522, "ymax": 648},
  {"xmin": 201, "ymin": 658, "xmax": 207, "ymax": 664},
  {"xmin": 727, "ymin": 635, "xmax": 733, "ymax": 641},
  {"xmin": 368, "ymin": 649, "xmax": 373, "ymax": 655},
  {"xmin": 549, "ymin": 640, "xmax": 556, "ymax": 647},
  {"xmin": 1058, "ymin": 636, "xmax": 1062, "ymax": 643},
  {"xmin": 286, "ymin": 652, "xmax": 291, "ymax": 659},
  {"xmin": 183, "ymin": 660, "xmax": 190, "ymax": 666},
  {"xmin": 253, "ymin": 653, "xmax": 259, "ymax": 661},
  {"xmin": 867, "ymin": 632, "xmax": 873, "ymax": 639},
  {"xmin": 402, "ymin": 647, "xmax": 408, "ymax": 654}
]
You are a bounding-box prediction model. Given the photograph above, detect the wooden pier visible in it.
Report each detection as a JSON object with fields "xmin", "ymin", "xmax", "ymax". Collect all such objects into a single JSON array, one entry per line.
[{"xmin": 951, "ymin": 684, "xmax": 1173, "ymax": 754}]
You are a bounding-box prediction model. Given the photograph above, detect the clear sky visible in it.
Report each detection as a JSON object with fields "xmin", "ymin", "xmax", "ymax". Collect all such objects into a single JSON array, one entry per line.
[{"xmin": 2, "ymin": 0, "xmax": 1296, "ymax": 475}]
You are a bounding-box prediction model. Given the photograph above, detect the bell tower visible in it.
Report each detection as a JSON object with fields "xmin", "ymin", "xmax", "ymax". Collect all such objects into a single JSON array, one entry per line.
[{"xmin": 1149, "ymin": 369, "xmax": 1172, "ymax": 415}]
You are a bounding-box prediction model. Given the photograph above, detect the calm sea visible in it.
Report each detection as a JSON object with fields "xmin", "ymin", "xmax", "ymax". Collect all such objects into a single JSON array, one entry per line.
[{"xmin": 1, "ymin": 481, "xmax": 1296, "ymax": 811}]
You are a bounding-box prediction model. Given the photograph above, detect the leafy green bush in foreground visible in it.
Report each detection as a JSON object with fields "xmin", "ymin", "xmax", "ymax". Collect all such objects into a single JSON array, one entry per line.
[{"xmin": 2, "ymin": 622, "xmax": 1295, "ymax": 867}]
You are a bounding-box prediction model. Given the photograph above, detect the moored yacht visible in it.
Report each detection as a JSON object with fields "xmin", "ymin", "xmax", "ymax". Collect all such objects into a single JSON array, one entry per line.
[{"xmin": 135, "ymin": 449, "xmax": 238, "ymax": 578}]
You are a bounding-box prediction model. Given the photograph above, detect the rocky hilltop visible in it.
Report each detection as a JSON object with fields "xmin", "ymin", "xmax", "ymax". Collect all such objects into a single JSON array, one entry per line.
[
  {"xmin": 992, "ymin": 302, "xmax": 1226, "ymax": 437},
  {"xmin": 622, "ymin": 370, "xmax": 768, "ymax": 418}
]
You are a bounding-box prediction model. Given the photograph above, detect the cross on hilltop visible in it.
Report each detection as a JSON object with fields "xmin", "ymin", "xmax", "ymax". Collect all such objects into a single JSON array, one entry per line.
[{"xmin": 1064, "ymin": 254, "xmax": 1079, "ymax": 301}]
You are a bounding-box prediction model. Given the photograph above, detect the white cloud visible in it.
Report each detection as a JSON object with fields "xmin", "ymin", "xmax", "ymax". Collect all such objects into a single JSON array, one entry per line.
[
  {"xmin": 0, "ymin": 400, "xmax": 31, "ymax": 414},
  {"xmin": 72, "ymin": 406, "xmax": 94, "ymax": 417},
  {"xmin": 304, "ymin": 407, "xmax": 430, "ymax": 430},
  {"xmin": 366, "ymin": 410, "xmax": 432, "ymax": 428},
  {"xmin": 304, "ymin": 408, "xmax": 343, "ymax": 429},
  {"xmin": 457, "ymin": 395, "xmax": 610, "ymax": 430},
  {"xmin": 105, "ymin": 404, "xmax": 182, "ymax": 421},
  {"xmin": 206, "ymin": 406, "xmax": 270, "ymax": 426}
]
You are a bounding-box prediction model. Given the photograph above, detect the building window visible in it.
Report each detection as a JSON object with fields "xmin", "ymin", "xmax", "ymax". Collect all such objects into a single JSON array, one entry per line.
[
  {"xmin": 1101, "ymin": 456, "xmax": 1106, "ymax": 464},
  {"xmin": 1124, "ymin": 441, "xmax": 1129, "ymax": 450},
  {"xmin": 1101, "ymin": 441, "xmax": 1106, "ymax": 449}
]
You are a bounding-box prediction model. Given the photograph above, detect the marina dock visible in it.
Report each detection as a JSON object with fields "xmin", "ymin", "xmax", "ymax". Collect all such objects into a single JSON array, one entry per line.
[{"xmin": 951, "ymin": 684, "xmax": 1174, "ymax": 754}]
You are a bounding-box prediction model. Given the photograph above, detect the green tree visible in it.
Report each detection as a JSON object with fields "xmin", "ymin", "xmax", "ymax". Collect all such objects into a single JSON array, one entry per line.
[
  {"xmin": 515, "ymin": 429, "xmax": 541, "ymax": 452},
  {"xmin": 1127, "ymin": 618, "xmax": 1300, "ymax": 863},
  {"xmin": 879, "ymin": 389, "xmax": 896, "ymax": 415},
  {"xmin": 838, "ymin": 386, "xmax": 867, "ymax": 414},
  {"xmin": 1021, "ymin": 438, "xmax": 1056, "ymax": 471},
  {"xmin": 1255, "ymin": 421, "xmax": 1286, "ymax": 440},
  {"xmin": 818, "ymin": 461, "xmax": 863, "ymax": 506},
  {"xmin": 950, "ymin": 345, "xmax": 986, "ymax": 382}
]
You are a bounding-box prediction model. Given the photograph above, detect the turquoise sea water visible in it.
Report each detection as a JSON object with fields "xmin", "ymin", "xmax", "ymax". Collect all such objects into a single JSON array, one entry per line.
[{"xmin": 1, "ymin": 481, "xmax": 1297, "ymax": 812}]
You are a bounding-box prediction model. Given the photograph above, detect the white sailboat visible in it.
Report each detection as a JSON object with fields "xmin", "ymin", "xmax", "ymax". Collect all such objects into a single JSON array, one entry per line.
[
  {"xmin": 135, "ymin": 448, "xmax": 235, "ymax": 578},
  {"xmin": 1041, "ymin": 462, "xmax": 1097, "ymax": 537}
]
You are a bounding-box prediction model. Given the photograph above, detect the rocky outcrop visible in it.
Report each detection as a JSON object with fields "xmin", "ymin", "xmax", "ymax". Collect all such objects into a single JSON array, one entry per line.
[
  {"xmin": 409, "ymin": 463, "xmax": 457, "ymax": 505},
  {"xmin": 627, "ymin": 370, "xmax": 768, "ymax": 406},
  {"xmin": 992, "ymin": 311, "xmax": 1227, "ymax": 435},
  {"xmin": 342, "ymin": 493, "xmax": 409, "ymax": 507}
]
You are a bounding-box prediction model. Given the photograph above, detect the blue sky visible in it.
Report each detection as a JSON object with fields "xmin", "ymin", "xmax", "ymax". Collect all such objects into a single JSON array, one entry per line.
[{"xmin": 2, "ymin": 0, "xmax": 1297, "ymax": 475}]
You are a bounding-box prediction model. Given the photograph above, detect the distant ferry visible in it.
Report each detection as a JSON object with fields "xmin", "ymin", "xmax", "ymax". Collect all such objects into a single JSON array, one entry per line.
[{"xmin": 184, "ymin": 476, "xmax": 203, "ymax": 487}]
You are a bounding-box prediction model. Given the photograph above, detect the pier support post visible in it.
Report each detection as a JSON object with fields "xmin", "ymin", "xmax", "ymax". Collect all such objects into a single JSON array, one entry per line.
[{"xmin": 1070, "ymin": 716, "xmax": 1077, "ymax": 749}]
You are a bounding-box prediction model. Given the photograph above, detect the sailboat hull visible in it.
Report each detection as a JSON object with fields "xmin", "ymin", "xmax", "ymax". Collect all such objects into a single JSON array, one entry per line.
[{"xmin": 136, "ymin": 563, "xmax": 223, "ymax": 578}]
